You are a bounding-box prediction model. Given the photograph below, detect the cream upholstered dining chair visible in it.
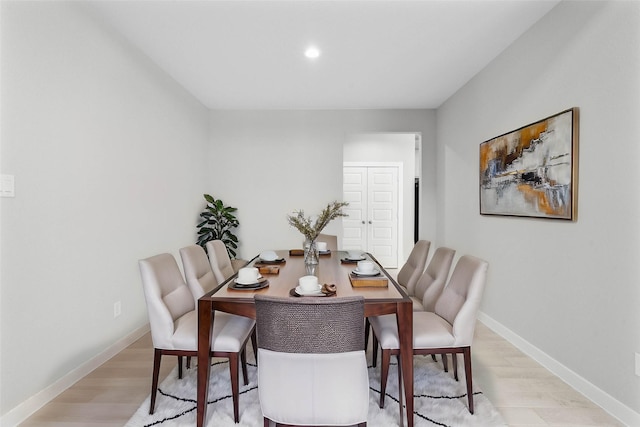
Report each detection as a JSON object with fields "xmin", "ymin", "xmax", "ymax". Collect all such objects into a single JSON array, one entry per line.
[
  {"xmin": 254, "ymin": 295, "xmax": 369, "ymax": 427},
  {"xmin": 373, "ymin": 246, "xmax": 456, "ymax": 373},
  {"xmin": 410, "ymin": 246, "xmax": 456, "ymax": 312},
  {"xmin": 317, "ymin": 233, "xmax": 338, "ymax": 251},
  {"xmin": 365, "ymin": 239, "xmax": 431, "ymax": 350},
  {"xmin": 205, "ymin": 239, "xmax": 246, "ymax": 283},
  {"xmin": 180, "ymin": 243, "xmax": 258, "ymax": 365},
  {"xmin": 397, "ymin": 239, "xmax": 431, "ymax": 293},
  {"xmin": 369, "ymin": 255, "xmax": 489, "ymax": 414},
  {"xmin": 138, "ymin": 253, "xmax": 255, "ymax": 422},
  {"xmin": 179, "ymin": 244, "xmax": 220, "ymax": 303}
]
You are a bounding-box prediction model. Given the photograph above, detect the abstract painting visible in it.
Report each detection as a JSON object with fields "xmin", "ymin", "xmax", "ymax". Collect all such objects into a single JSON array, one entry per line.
[{"xmin": 479, "ymin": 108, "xmax": 578, "ymax": 220}]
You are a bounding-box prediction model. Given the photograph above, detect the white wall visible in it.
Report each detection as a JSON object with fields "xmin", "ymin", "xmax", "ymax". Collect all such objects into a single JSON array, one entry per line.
[
  {"xmin": 208, "ymin": 110, "xmax": 435, "ymax": 259},
  {"xmin": 437, "ymin": 0, "xmax": 640, "ymax": 421},
  {"xmin": 0, "ymin": 1, "xmax": 209, "ymax": 417}
]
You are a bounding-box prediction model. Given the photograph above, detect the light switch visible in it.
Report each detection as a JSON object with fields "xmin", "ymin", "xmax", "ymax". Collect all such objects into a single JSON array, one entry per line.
[{"xmin": 1, "ymin": 174, "xmax": 15, "ymax": 197}]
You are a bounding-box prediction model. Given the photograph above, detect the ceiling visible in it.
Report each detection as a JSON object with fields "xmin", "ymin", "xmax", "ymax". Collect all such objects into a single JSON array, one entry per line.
[{"xmin": 85, "ymin": 0, "xmax": 559, "ymax": 110}]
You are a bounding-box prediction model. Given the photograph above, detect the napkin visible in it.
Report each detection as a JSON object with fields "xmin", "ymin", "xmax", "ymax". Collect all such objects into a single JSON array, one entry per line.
[{"xmin": 321, "ymin": 283, "xmax": 337, "ymax": 296}]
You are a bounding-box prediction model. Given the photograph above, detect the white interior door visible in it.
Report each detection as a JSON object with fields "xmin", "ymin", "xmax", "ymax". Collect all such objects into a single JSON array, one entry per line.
[
  {"xmin": 342, "ymin": 167, "xmax": 368, "ymax": 252},
  {"xmin": 342, "ymin": 166, "xmax": 399, "ymax": 268}
]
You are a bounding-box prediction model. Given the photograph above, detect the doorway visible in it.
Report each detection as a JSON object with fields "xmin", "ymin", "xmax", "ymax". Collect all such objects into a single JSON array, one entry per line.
[
  {"xmin": 342, "ymin": 132, "xmax": 418, "ymax": 268},
  {"xmin": 342, "ymin": 165, "xmax": 400, "ymax": 268}
]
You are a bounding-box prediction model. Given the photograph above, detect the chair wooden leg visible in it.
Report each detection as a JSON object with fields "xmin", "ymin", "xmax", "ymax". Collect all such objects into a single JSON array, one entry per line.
[
  {"xmin": 379, "ymin": 348, "xmax": 391, "ymax": 408},
  {"xmin": 431, "ymin": 354, "xmax": 437, "ymax": 361},
  {"xmin": 241, "ymin": 347, "xmax": 249, "ymax": 385},
  {"xmin": 452, "ymin": 352, "xmax": 459, "ymax": 381},
  {"xmin": 463, "ymin": 347, "xmax": 474, "ymax": 414},
  {"xmin": 372, "ymin": 334, "xmax": 379, "ymax": 367},
  {"xmin": 364, "ymin": 317, "xmax": 371, "ymax": 352},
  {"xmin": 396, "ymin": 355, "xmax": 403, "ymax": 426},
  {"xmin": 229, "ymin": 353, "xmax": 240, "ymax": 422},
  {"xmin": 177, "ymin": 355, "xmax": 183, "ymax": 379},
  {"xmin": 251, "ymin": 330, "xmax": 258, "ymax": 365},
  {"xmin": 186, "ymin": 356, "xmax": 191, "ymax": 369},
  {"xmin": 149, "ymin": 349, "xmax": 162, "ymax": 414},
  {"xmin": 442, "ymin": 352, "xmax": 449, "ymax": 372}
]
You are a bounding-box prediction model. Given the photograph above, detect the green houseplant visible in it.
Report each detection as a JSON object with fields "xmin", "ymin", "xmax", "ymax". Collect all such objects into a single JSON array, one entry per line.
[{"xmin": 196, "ymin": 194, "xmax": 239, "ymax": 258}]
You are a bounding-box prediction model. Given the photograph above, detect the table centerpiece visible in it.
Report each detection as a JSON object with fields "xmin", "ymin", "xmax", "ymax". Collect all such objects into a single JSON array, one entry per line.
[{"xmin": 287, "ymin": 201, "xmax": 349, "ymax": 266}]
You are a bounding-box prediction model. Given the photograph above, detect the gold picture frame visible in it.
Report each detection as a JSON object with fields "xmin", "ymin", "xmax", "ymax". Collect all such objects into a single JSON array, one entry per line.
[{"xmin": 479, "ymin": 108, "xmax": 579, "ymax": 220}]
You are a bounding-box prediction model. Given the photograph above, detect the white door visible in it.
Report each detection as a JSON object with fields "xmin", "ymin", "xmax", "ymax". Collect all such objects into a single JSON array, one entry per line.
[{"xmin": 343, "ymin": 166, "xmax": 399, "ymax": 268}]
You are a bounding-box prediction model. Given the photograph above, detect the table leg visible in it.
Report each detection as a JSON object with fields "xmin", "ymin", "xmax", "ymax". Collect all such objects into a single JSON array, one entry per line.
[
  {"xmin": 197, "ymin": 299, "xmax": 213, "ymax": 427},
  {"xmin": 397, "ymin": 300, "xmax": 413, "ymax": 427}
]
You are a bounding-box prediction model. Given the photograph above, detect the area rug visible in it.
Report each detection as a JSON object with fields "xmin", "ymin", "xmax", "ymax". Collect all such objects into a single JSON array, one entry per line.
[{"xmin": 125, "ymin": 348, "xmax": 505, "ymax": 427}]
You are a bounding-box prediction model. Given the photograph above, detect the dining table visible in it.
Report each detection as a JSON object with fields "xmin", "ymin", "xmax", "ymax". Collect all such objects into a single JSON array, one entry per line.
[{"xmin": 196, "ymin": 249, "xmax": 414, "ymax": 427}]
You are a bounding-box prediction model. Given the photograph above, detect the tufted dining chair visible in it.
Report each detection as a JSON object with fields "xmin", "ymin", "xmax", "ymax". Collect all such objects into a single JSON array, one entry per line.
[
  {"xmin": 411, "ymin": 246, "xmax": 456, "ymax": 312},
  {"xmin": 397, "ymin": 239, "xmax": 431, "ymax": 293},
  {"xmin": 179, "ymin": 244, "xmax": 220, "ymax": 303},
  {"xmin": 205, "ymin": 240, "xmax": 247, "ymax": 283},
  {"xmin": 254, "ymin": 295, "xmax": 369, "ymax": 427},
  {"xmin": 317, "ymin": 233, "xmax": 339, "ymax": 251},
  {"xmin": 365, "ymin": 239, "xmax": 431, "ymax": 351},
  {"xmin": 373, "ymin": 246, "xmax": 456, "ymax": 372},
  {"xmin": 138, "ymin": 253, "xmax": 255, "ymax": 422},
  {"xmin": 180, "ymin": 243, "xmax": 258, "ymax": 364},
  {"xmin": 369, "ymin": 255, "xmax": 489, "ymax": 415}
]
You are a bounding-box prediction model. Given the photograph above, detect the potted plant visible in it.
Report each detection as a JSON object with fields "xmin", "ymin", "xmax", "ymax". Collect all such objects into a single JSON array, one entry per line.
[{"xmin": 196, "ymin": 194, "xmax": 239, "ymax": 258}]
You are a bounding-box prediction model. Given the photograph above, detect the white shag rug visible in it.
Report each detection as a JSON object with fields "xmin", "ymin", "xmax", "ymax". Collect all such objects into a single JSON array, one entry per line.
[{"xmin": 125, "ymin": 348, "xmax": 506, "ymax": 427}]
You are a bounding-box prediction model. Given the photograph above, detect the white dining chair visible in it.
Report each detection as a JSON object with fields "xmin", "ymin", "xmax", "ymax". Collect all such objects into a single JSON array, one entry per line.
[
  {"xmin": 254, "ymin": 295, "xmax": 369, "ymax": 427},
  {"xmin": 138, "ymin": 252, "xmax": 255, "ymax": 422},
  {"xmin": 205, "ymin": 239, "xmax": 247, "ymax": 283},
  {"xmin": 373, "ymin": 246, "xmax": 456, "ymax": 372},
  {"xmin": 397, "ymin": 239, "xmax": 431, "ymax": 293},
  {"xmin": 369, "ymin": 254, "xmax": 489, "ymax": 414},
  {"xmin": 411, "ymin": 246, "xmax": 456, "ymax": 312},
  {"xmin": 317, "ymin": 233, "xmax": 338, "ymax": 251},
  {"xmin": 365, "ymin": 239, "xmax": 431, "ymax": 351},
  {"xmin": 179, "ymin": 244, "xmax": 220, "ymax": 303}
]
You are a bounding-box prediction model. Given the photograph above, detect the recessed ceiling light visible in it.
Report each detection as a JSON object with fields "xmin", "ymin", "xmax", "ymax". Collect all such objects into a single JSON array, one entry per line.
[{"xmin": 304, "ymin": 46, "xmax": 320, "ymax": 59}]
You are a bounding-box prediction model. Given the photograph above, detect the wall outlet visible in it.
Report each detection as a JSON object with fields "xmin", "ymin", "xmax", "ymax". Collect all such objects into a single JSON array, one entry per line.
[
  {"xmin": 114, "ymin": 301, "xmax": 121, "ymax": 318},
  {"xmin": 636, "ymin": 352, "xmax": 640, "ymax": 377},
  {"xmin": 0, "ymin": 174, "xmax": 15, "ymax": 197}
]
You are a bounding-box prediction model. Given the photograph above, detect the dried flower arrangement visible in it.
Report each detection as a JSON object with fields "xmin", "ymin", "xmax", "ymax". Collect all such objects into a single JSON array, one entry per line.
[{"xmin": 287, "ymin": 201, "xmax": 349, "ymax": 241}]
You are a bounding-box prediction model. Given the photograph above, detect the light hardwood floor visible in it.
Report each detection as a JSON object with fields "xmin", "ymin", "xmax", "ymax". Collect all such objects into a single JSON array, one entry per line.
[{"xmin": 18, "ymin": 322, "xmax": 623, "ymax": 426}]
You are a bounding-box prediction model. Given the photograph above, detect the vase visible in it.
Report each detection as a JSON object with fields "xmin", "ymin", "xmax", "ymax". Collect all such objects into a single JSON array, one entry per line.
[{"xmin": 304, "ymin": 238, "xmax": 319, "ymax": 266}]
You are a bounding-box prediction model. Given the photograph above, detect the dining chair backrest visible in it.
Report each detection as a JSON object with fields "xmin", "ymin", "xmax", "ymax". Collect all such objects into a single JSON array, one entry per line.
[
  {"xmin": 179, "ymin": 244, "xmax": 219, "ymax": 303},
  {"xmin": 397, "ymin": 239, "xmax": 431, "ymax": 294},
  {"xmin": 254, "ymin": 295, "xmax": 369, "ymax": 426},
  {"xmin": 414, "ymin": 247, "xmax": 456, "ymax": 312},
  {"xmin": 255, "ymin": 295, "xmax": 365, "ymax": 353},
  {"xmin": 317, "ymin": 233, "xmax": 338, "ymax": 251},
  {"xmin": 434, "ymin": 254, "xmax": 489, "ymax": 346},
  {"xmin": 205, "ymin": 240, "xmax": 235, "ymax": 284},
  {"xmin": 139, "ymin": 253, "xmax": 195, "ymax": 350}
]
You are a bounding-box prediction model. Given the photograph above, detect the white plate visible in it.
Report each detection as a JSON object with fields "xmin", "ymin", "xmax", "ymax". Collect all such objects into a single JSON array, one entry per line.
[
  {"xmin": 346, "ymin": 256, "xmax": 366, "ymax": 261},
  {"xmin": 319, "ymin": 250, "xmax": 331, "ymax": 254},
  {"xmin": 295, "ymin": 285, "xmax": 323, "ymax": 296},
  {"xmin": 235, "ymin": 276, "xmax": 264, "ymax": 285},
  {"xmin": 352, "ymin": 268, "xmax": 380, "ymax": 276}
]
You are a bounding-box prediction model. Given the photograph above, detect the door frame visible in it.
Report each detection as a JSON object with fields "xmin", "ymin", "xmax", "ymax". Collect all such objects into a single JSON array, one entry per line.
[{"xmin": 343, "ymin": 161, "xmax": 403, "ymax": 267}]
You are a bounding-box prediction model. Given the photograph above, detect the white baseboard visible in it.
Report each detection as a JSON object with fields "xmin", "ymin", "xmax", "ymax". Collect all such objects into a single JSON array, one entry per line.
[
  {"xmin": 0, "ymin": 324, "xmax": 150, "ymax": 427},
  {"xmin": 478, "ymin": 312, "xmax": 640, "ymax": 427}
]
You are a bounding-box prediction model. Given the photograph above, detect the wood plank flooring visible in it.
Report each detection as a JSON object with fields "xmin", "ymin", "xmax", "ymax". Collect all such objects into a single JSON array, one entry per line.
[{"xmin": 18, "ymin": 322, "xmax": 623, "ymax": 426}]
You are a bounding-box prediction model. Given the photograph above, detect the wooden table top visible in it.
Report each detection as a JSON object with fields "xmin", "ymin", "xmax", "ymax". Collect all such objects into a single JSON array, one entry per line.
[{"xmin": 205, "ymin": 249, "xmax": 407, "ymax": 302}]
